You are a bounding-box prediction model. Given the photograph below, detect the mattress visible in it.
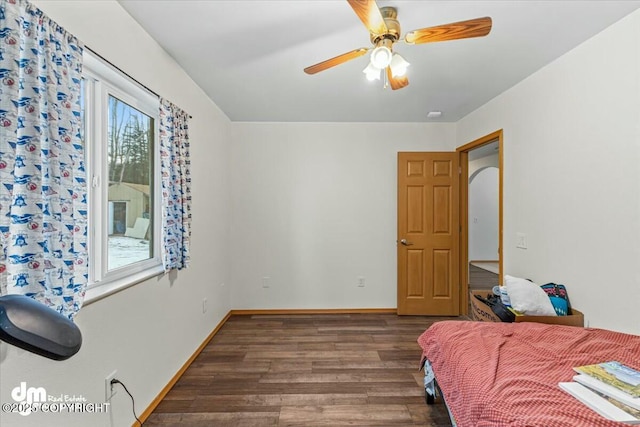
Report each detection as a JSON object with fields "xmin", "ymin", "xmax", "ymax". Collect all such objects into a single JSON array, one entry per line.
[{"xmin": 418, "ymin": 321, "xmax": 640, "ymax": 427}]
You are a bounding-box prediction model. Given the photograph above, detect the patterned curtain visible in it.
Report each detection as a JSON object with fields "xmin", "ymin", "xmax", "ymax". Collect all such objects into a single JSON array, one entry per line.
[
  {"xmin": 0, "ymin": 0, "xmax": 86, "ymax": 319},
  {"xmin": 159, "ymin": 99, "xmax": 191, "ymax": 271}
]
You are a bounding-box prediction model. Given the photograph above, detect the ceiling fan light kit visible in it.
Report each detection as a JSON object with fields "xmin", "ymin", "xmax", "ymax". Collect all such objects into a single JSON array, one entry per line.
[
  {"xmin": 304, "ymin": 0, "xmax": 492, "ymax": 91},
  {"xmin": 363, "ymin": 62, "xmax": 381, "ymax": 81},
  {"xmin": 363, "ymin": 51, "xmax": 409, "ymax": 83},
  {"xmin": 370, "ymin": 44, "xmax": 393, "ymax": 69},
  {"xmin": 389, "ymin": 53, "xmax": 410, "ymax": 77}
]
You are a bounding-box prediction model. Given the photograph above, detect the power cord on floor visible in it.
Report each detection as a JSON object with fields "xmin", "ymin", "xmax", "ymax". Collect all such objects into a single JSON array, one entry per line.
[{"xmin": 111, "ymin": 379, "xmax": 143, "ymax": 426}]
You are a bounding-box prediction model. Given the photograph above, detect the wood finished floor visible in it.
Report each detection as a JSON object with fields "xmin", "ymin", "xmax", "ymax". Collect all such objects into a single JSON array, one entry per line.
[
  {"xmin": 145, "ymin": 313, "xmax": 461, "ymax": 427},
  {"xmin": 468, "ymin": 264, "xmax": 499, "ymax": 290}
]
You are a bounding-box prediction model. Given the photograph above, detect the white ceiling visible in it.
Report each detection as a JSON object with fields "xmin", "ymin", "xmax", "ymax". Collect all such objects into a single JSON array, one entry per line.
[{"xmin": 118, "ymin": 0, "xmax": 640, "ymax": 123}]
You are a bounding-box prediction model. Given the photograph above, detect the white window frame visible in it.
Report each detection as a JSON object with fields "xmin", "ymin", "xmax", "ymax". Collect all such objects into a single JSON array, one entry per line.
[{"xmin": 83, "ymin": 51, "xmax": 163, "ymax": 303}]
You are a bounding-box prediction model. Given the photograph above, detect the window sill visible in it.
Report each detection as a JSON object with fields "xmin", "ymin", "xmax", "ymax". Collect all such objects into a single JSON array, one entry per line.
[{"xmin": 83, "ymin": 264, "xmax": 165, "ymax": 306}]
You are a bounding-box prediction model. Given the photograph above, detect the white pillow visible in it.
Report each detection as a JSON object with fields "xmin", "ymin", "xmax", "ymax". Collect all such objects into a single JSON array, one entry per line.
[{"xmin": 504, "ymin": 275, "xmax": 557, "ymax": 316}]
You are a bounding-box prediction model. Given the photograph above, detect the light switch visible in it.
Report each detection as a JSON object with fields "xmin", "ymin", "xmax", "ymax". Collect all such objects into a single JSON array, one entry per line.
[{"xmin": 516, "ymin": 232, "xmax": 527, "ymax": 249}]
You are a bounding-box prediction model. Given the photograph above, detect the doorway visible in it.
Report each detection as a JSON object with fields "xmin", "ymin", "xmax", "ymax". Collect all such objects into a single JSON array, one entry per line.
[
  {"xmin": 457, "ymin": 130, "xmax": 503, "ymax": 314},
  {"xmin": 109, "ymin": 201, "xmax": 128, "ymax": 236},
  {"xmin": 468, "ymin": 150, "xmax": 499, "ymax": 289}
]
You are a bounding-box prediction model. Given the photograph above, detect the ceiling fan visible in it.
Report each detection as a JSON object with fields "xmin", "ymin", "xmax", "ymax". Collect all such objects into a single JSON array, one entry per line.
[{"xmin": 304, "ymin": 0, "xmax": 492, "ymax": 90}]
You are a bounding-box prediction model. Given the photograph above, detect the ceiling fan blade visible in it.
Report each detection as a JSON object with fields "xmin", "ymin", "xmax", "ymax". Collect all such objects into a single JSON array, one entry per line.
[
  {"xmin": 304, "ymin": 48, "xmax": 369, "ymax": 75},
  {"xmin": 386, "ymin": 67, "xmax": 409, "ymax": 90},
  {"xmin": 347, "ymin": 0, "xmax": 388, "ymax": 37},
  {"xmin": 404, "ymin": 17, "xmax": 492, "ymax": 45}
]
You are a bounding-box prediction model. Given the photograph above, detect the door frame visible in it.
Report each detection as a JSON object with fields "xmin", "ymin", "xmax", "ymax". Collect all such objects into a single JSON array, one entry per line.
[{"xmin": 456, "ymin": 129, "xmax": 503, "ymax": 315}]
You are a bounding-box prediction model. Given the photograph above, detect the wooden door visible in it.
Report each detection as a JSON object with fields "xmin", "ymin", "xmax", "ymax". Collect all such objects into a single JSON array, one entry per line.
[{"xmin": 397, "ymin": 152, "xmax": 460, "ymax": 315}]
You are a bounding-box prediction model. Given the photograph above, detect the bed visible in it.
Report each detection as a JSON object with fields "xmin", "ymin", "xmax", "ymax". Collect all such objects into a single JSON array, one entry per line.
[{"xmin": 418, "ymin": 320, "xmax": 640, "ymax": 427}]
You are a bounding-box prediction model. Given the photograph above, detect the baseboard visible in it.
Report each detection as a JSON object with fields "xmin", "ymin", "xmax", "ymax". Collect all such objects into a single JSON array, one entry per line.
[
  {"xmin": 136, "ymin": 307, "xmax": 397, "ymax": 425},
  {"xmin": 137, "ymin": 310, "xmax": 232, "ymax": 425},
  {"xmin": 230, "ymin": 308, "xmax": 397, "ymax": 315}
]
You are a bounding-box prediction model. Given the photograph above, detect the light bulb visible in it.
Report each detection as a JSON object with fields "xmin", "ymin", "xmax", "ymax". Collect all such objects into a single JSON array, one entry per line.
[
  {"xmin": 389, "ymin": 53, "xmax": 410, "ymax": 77},
  {"xmin": 370, "ymin": 46, "xmax": 393, "ymax": 69},
  {"xmin": 362, "ymin": 62, "xmax": 381, "ymax": 81}
]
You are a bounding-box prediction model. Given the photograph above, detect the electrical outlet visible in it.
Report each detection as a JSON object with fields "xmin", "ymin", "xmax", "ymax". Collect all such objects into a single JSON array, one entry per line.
[
  {"xmin": 105, "ymin": 370, "xmax": 117, "ymax": 401},
  {"xmin": 357, "ymin": 276, "xmax": 365, "ymax": 287},
  {"xmin": 262, "ymin": 276, "xmax": 270, "ymax": 288},
  {"xmin": 202, "ymin": 297, "xmax": 207, "ymax": 314}
]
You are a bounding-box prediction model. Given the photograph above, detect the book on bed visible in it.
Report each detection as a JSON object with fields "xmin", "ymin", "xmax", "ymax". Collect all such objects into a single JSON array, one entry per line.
[
  {"xmin": 559, "ymin": 382, "xmax": 640, "ymax": 424},
  {"xmin": 574, "ymin": 361, "xmax": 640, "ymax": 398},
  {"xmin": 574, "ymin": 374, "xmax": 640, "ymax": 411}
]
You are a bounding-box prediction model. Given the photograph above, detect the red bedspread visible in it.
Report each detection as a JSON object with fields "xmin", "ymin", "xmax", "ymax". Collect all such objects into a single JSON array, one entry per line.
[{"xmin": 418, "ymin": 321, "xmax": 640, "ymax": 427}]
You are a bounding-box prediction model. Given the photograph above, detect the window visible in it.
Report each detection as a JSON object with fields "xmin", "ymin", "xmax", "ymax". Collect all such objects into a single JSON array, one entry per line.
[{"xmin": 82, "ymin": 52, "xmax": 162, "ymax": 297}]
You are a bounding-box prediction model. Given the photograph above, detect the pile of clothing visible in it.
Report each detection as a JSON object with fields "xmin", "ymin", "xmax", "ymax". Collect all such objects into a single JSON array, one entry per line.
[{"xmin": 474, "ymin": 275, "xmax": 572, "ymax": 322}]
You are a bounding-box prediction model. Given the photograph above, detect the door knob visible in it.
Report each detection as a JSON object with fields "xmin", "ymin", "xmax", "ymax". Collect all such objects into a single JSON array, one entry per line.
[{"xmin": 400, "ymin": 239, "xmax": 413, "ymax": 246}]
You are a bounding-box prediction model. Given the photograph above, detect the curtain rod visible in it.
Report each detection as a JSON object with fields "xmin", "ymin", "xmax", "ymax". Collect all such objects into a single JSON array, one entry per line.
[{"xmin": 85, "ymin": 45, "xmax": 193, "ymax": 119}]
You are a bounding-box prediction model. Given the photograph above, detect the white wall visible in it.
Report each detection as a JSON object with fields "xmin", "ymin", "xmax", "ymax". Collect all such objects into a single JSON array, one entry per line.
[
  {"xmin": 0, "ymin": 2, "xmax": 232, "ymax": 427},
  {"xmin": 468, "ymin": 152, "xmax": 499, "ymax": 177},
  {"xmin": 3, "ymin": 4, "xmax": 639, "ymax": 426},
  {"xmin": 230, "ymin": 122, "xmax": 456, "ymax": 309},
  {"xmin": 469, "ymin": 167, "xmax": 499, "ymax": 260},
  {"xmin": 457, "ymin": 10, "xmax": 640, "ymax": 334}
]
